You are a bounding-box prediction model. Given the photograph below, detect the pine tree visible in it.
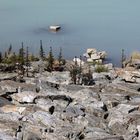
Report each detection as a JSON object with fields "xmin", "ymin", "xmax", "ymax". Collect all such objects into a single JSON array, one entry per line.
[
  {"xmin": 0, "ymin": 52, "xmax": 2, "ymax": 63},
  {"xmin": 70, "ymin": 66, "xmax": 78, "ymax": 84},
  {"xmin": 47, "ymin": 46, "xmax": 54, "ymax": 72},
  {"xmin": 26, "ymin": 47, "xmax": 29, "ymax": 65},
  {"xmin": 26, "ymin": 46, "xmax": 30, "ymax": 77},
  {"xmin": 70, "ymin": 56, "xmax": 83, "ymax": 84},
  {"xmin": 58, "ymin": 47, "xmax": 62, "ymax": 65},
  {"xmin": 74, "ymin": 56, "xmax": 77, "ymax": 66},
  {"xmin": 39, "ymin": 40, "xmax": 45, "ymax": 60},
  {"xmin": 8, "ymin": 44, "xmax": 12, "ymax": 55},
  {"xmin": 18, "ymin": 42, "xmax": 25, "ymax": 76},
  {"xmin": 79, "ymin": 55, "xmax": 82, "ymax": 74},
  {"xmin": 121, "ymin": 49, "xmax": 125, "ymax": 68},
  {"xmin": 58, "ymin": 47, "xmax": 65, "ymax": 66},
  {"xmin": 19, "ymin": 42, "xmax": 25, "ymax": 65}
]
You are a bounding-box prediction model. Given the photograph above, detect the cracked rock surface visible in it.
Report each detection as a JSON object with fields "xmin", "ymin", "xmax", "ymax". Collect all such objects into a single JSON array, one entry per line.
[{"xmin": 1, "ymin": 70, "xmax": 140, "ymax": 140}]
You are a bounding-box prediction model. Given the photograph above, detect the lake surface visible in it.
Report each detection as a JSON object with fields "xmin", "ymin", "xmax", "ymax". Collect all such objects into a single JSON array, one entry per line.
[{"xmin": 0, "ymin": 0, "xmax": 140, "ymax": 65}]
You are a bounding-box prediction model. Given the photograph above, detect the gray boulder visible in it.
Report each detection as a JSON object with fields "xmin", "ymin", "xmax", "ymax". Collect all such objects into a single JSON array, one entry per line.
[{"xmin": 108, "ymin": 104, "xmax": 139, "ymax": 135}]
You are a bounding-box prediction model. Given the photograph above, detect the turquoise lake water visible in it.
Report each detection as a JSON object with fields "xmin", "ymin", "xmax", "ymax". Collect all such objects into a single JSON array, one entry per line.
[{"xmin": 0, "ymin": 0, "xmax": 140, "ymax": 65}]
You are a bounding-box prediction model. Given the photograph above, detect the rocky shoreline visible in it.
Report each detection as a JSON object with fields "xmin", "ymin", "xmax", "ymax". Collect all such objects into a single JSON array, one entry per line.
[{"xmin": 1, "ymin": 49, "xmax": 140, "ymax": 140}]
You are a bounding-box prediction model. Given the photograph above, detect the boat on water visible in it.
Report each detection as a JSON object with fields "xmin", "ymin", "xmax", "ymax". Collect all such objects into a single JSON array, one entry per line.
[{"xmin": 49, "ymin": 25, "xmax": 61, "ymax": 32}]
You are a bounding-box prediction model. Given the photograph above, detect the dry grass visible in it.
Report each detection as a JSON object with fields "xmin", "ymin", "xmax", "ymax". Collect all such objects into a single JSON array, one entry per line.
[{"xmin": 131, "ymin": 51, "xmax": 140, "ymax": 60}]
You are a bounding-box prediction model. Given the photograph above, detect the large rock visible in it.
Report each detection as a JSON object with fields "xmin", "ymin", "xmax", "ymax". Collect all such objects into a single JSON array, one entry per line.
[
  {"xmin": 0, "ymin": 112, "xmax": 22, "ymax": 122},
  {"xmin": 85, "ymin": 127, "xmax": 111, "ymax": 139},
  {"xmin": 68, "ymin": 89, "xmax": 99, "ymax": 102},
  {"xmin": 0, "ymin": 73, "xmax": 17, "ymax": 81},
  {"xmin": 63, "ymin": 105, "xmax": 85, "ymax": 118},
  {"xmin": 0, "ymin": 132, "xmax": 16, "ymax": 140},
  {"xmin": 33, "ymin": 95, "xmax": 73, "ymax": 115},
  {"xmin": 120, "ymin": 70, "xmax": 140, "ymax": 83},
  {"xmin": 85, "ymin": 48, "xmax": 107, "ymax": 62},
  {"xmin": 108, "ymin": 104, "xmax": 139, "ymax": 135},
  {"xmin": 92, "ymin": 73, "xmax": 109, "ymax": 84},
  {"xmin": 11, "ymin": 91, "xmax": 38, "ymax": 103},
  {"xmin": 0, "ymin": 121, "xmax": 18, "ymax": 139},
  {"xmin": 87, "ymin": 48, "xmax": 97, "ymax": 54},
  {"xmin": 35, "ymin": 98, "xmax": 55, "ymax": 112},
  {"xmin": 85, "ymin": 100, "xmax": 107, "ymax": 117},
  {"xmin": 98, "ymin": 51, "xmax": 107, "ymax": 59},
  {"xmin": 108, "ymin": 110, "xmax": 128, "ymax": 135},
  {"xmin": 122, "ymin": 71, "xmax": 136, "ymax": 83},
  {"xmin": 32, "ymin": 111, "xmax": 56, "ymax": 127},
  {"xmin": 116, "ymin": 104, "xmax": 139, "ymax": 114},
  {"xmin": 83, "ymin": 53, "xmax": 90, "ymax": 58},
  {"xmin": 41, "ymin": 71, "xmax": 71, "ymax": 85},
  {"xmin": 91, "ymin": 53, "xmax": 100, "ymax": 60},
  {"xmin": 87, "ymin": 58, "xmax": 94, "ymax": 63},
  {"xmin": 91, "ymin": 101, "xmax": 107, "ymax": 111},
  {"xmin": 137, "ymin": 125, "xmax": 140, "ymax": 140},
  {"xmin": 0, "ymin": 80, "xmax": 36, "ymax": 92},
  {"xmin": 0, "ymin": 97, "xmax": 12, "ymax": 107},
  {"xmin": 0, "ymin": 104, "xmax": 26, "ymax": 114},
  {"xmin": 22, "ymin": 131, "xmax": 41, "ymax": 140},
  {"xmin": 100, "ymin": 93, "xmax": 124, "ymax": 109}
]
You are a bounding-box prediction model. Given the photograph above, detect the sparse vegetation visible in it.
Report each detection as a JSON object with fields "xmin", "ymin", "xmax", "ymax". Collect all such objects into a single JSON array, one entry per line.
[
  {"xmin": 87, "ymin": 60, "xmax": 102, "ymax": 66},
  {"xmin": 95, "ymin": 65, "xmax": 108, "ymax": 73},
  {"xmin": 0, "ymin": 42, "xmax": 67, "ymax": 73},
  {"xmin": 29, "ymin": 54, "xmax": 39, "ymax": 61},
  {"xmin": 69, "ymin": 65, "xmax": 81, "ymax": 84}
]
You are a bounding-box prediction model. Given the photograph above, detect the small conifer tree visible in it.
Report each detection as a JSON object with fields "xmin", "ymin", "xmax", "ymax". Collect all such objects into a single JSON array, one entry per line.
[
  {"xmin": 0, "ymin": 52, "xmax": 2, "ymax": 63},
  {"xmin": 18, "ymin": 42, "xmax": 25, "ymax": 75},
  {"xmin": 58, "ymin": 47, "xmax": 62, "ymax": 65},
  {"xmin": 47, "ymin": 46, "xmax": 54, "ymax": 72},
  {"xmin": 26, "ymin": 46, "xmax": 30, "ymax": 77},
  {"xmin": 18, "ymin": 42, "xmax": 25, "ymax": 65},
  {"xmin": 8, "ymin": 44, "xmax": 12, "ymax": 55},
  {"xmin": 121, "ymin": 49, "xmax": 126, "ymax": 68},
  {"xmin": 39, "ymin": 40, "xmax": 45, "ymax": 60}
]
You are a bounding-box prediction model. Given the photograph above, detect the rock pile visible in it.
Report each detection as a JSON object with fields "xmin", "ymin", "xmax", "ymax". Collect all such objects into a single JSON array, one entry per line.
[
  {"xmin": 0, "ymin": 69, "xmax": 140, "ymax": 140},
  {"xmin": 116, "ymin": 68, "xmax": 140, "ymax": 83},
  {"xmin": 83, "ymin": 48, "xmax": 107, "ymax": 63}
]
